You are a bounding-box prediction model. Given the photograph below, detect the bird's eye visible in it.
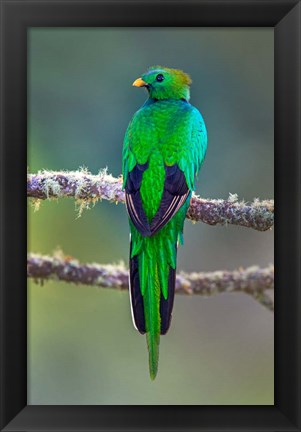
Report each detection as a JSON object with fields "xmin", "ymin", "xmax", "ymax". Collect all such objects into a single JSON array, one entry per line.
[{"xmin": 156, "ymin": 74, "xmax": 164, "ymax": 82}]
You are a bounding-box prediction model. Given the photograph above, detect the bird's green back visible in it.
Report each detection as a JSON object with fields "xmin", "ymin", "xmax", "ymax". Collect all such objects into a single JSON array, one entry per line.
[{"xmin": 123, "ymin": 99, "xmax": 207, "ymax": 212}]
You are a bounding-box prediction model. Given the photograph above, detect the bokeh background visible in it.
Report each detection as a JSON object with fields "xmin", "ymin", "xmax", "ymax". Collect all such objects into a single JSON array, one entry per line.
[{"xmin": 27, "ymin": 28, "xmax": 274, "ymax": 404}]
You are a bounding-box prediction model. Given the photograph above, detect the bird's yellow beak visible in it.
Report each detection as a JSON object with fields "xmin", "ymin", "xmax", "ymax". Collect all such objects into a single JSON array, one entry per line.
[{"xmin": 132, "ymin": 77, "xmax": 147, "ymax": 87}]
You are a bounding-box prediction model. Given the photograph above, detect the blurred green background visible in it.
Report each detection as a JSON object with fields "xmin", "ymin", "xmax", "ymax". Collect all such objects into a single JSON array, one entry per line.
[{"xmin": 28, "ymin": 28, "xmax": 274, "ymax": 404}]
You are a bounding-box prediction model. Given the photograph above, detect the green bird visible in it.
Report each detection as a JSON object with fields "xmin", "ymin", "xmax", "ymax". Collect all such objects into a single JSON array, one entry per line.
[{"xmin": 122, "ymin": 66, "xmax": 207, "ymax": 380}]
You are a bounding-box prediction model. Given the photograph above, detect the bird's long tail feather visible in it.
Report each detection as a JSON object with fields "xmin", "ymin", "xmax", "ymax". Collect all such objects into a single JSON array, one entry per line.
[
  {"xmin": 144, "ymin": 261, "xmax": 161, "ymax": 380},
  {"xmin": 129, "ymin": 234, "xmax": 177, "ymax": 380}
]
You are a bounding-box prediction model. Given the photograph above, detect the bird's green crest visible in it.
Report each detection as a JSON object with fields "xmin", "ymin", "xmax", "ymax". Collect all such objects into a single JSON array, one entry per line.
[
  {"xmin": 139, "ymin": 66, "xmax": 192, "ymax": 101},
  {"xmin": 147, "ymin": 66, "xmax": 192, "ymax": 85}
]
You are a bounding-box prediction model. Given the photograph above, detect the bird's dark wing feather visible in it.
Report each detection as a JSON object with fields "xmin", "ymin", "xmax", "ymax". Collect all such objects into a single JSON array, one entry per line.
[
  {"xmin": 150, "ymin": 164, "xmax": 190, "ymax": 236},
  {"xmin": 125, "ymin": 163, "xmax": 189, "ymax": 237},
  {"xmin": 125, "ymin": 162, "xmax": 151, "ymax": 236}
]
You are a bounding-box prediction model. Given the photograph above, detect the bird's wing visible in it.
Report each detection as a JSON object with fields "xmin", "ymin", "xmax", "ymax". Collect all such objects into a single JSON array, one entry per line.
[
  {"xmin": 125, "ymin": 162, "xmax": 151, "ymax": 236},
  {"xmin": 122, "ymin": 116, "xmax": 153, "ymax": 236},
  {"xmin": 124, "ymin": 161, "xmax": 190, "ymax": 237},
  {"xmin": 122, "ymin": 107, "xmax": 207, "ymax": 237},
  {"xmin": 148, "ymin": 164, "xmax": 190, "ymax": 236},
  {"xmin": 149, "ymin": 108, "xmax": 207, "ymax": 235}
]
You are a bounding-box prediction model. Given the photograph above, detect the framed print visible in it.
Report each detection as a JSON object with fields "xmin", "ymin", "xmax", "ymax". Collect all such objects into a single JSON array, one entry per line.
[{"xmin": 0, "ymin": 0, "xmax": 300, "ymax": 431}]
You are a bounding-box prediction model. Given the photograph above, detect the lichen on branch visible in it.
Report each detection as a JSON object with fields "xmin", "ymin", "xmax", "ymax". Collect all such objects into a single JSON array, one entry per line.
[
  {"xmin": 27, "ymin": 252, "xmax": 274, "ymax": 312},
  {"xmin": 27, "ymin": 168, "xmax": 274, "ymax": 231}
]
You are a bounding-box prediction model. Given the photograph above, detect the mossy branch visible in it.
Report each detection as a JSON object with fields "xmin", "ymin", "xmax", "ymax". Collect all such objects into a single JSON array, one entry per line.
[
  {"xmin": 27, "ymin": 169, "xmax": 274, "ymax": 231},
  {"xmin": 27, "ymin": 253, "xmax": 274, "ymax": 312}
]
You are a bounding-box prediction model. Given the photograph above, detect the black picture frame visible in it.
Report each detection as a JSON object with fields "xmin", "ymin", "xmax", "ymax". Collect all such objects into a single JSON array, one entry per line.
[{"xmin": 1, "ymin": 0, "xmax": 300, "ymax": 430}]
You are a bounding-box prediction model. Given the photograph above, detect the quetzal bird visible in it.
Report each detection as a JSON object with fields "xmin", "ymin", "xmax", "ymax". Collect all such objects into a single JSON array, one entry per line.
[{"xmin": 122, "ymin": 66, "xmax": 207, "ymax": 380}]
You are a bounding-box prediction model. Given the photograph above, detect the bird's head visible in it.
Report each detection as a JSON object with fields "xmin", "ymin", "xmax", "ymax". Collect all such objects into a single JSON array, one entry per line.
[{"xmin": 132, "ymin": 66, "xmax": 192, "ymax": 101}]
